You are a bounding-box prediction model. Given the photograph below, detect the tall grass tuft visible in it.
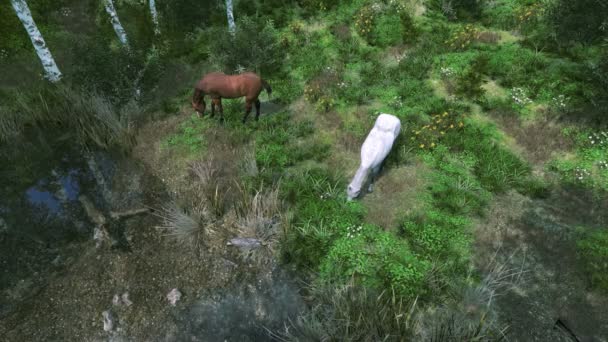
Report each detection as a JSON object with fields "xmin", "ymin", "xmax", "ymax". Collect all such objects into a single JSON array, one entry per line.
[
  {"xmin": 0, "ymin": 84, "xmax": 136, "ymax": 151},
  {"xmin": 271, "ymin": 281, "xmax": 418, "ymax": 341},
  {"xmin": 153, "ymin": 201, "xmax": 212, "ymax": 247},
  {"xmin": 233, "ymin": 184, "xmax": 282, "ymax": 264}
]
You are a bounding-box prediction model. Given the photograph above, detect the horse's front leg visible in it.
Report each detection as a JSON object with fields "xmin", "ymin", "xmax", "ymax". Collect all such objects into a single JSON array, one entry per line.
[
  {"xmin": 242, "ymin": 99, "xmax": 253, "ymax": 123},
  {"xmin": 368, "ymin": 165, "xmax": 381, "ymax": 193},
  {"xmin": 254, "ymin": 99, "xmax": 261, "ymax": 121},
  {"xmin": 211, "ymin": 98, "xmax": 220, "ymax": 118}
]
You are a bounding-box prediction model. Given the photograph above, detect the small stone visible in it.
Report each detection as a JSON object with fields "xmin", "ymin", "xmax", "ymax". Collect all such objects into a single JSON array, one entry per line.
[
  {"xmin": 112, "ymin": 294, "xmax": 121, "ymax": 306},
  {"xmin": 167, "ymin": 288, "xmax": 181, "ymax": 306},
  {"xmin": 121, "ymin": 292, "xmax": 133, "ymax": 307},
  {"xmin": 102, "ymin": 310, "xmax": 114, "ymax": 332}
]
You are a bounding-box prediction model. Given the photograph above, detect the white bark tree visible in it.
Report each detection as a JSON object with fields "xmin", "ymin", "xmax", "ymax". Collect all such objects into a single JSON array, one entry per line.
[
  {"xmin": 149, "ymin": 0, "xmax": 160, "ymax": 35},
  {"xmin": 11, "ymin": 0, "xmax": 62, "ymax": 82},
  {"xmin": 226, "ymin": 0, "xmax": 236, "ymax": 33},
  {"xmin": 104, "ymin": 0, "xmax": 129, "ymax": 46}
]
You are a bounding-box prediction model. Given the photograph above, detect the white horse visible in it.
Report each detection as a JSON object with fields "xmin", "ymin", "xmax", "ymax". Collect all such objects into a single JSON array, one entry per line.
[{"xmin": 347, "ymin": 113, "xmax": 401, "ymax": 201}]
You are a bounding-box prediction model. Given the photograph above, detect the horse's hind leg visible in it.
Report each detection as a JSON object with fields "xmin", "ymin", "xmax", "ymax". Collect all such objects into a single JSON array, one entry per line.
[
  {"xmin": 242, "ymin": 99, "xmax": 253, "ymax": 123},
  {"xmin": 254, "ymin": 99, "xmax": 261, "ymax": 121}
]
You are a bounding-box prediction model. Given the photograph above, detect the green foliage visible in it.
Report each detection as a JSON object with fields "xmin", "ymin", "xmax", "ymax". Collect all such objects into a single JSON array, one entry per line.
[
  {"xmin": 320, "ymin": 224, "xmax": 429, "ymax": 300},
  {"xmin": 549, "ymin": 129, "xmax": 608, "ymax": 191},
  {"xmin": 206, "ymin": 16, "xmax": 284, "ymax": 75},
  {"xmin": 401, "ymin": 210, "xmax": 471, "ymax": 271},
  {"xmin": 429, "ymin": 0, "xmax": 485, "ymax": 20},
  {"xmin": 424, "ymin": 147, "xmax": 491, "ymax": 215},
  {"xmin": 371, "ymin": 12, "xmax": 403, "ymax": 47},
  {"xmin": 164, "ymin": 114, "xmax": 210, "ymax": 154},
  {"xmin": 0, "ymin": 84, "xmax": 135, "ymax": 151},
  {"xmin": 455, "ymin": 53, "xmax": 489, "ymax": 100},
  {"xmin": 442, "ymin": 122, "xmax": 532, "ymax": 193},
  {"xmin": 546, "ymin": 0, "xmax": 608, "ymax": 46},
  {"xmin": 281, "ymin": 167, "xmax": 366, "ymax": 268},
  {"xmin": 577, "ymin": 228, "xmax": 608, "ymax": 292},
  {"xmin": 255, "ymin": 114, "xmax": 329, "ymax": 179}
]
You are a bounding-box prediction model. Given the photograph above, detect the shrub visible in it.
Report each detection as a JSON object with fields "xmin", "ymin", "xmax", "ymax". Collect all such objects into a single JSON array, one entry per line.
[
  {"xmin": 319, "ymin": 224, "xmax": 429, "ymax": 300},
  {"xmin": 274, "ymin": 282, "xmax": 417, "ymax": 341},
  {"xmin": 153, "ymin": 201, "xmax": 210, "ymax": 247},
  {"xmin": 206, "ymin": 16, "xmax": 283, "ymax": 75},
  {"xmin": 545, "ymin": 0, "xmax": 608, "ymax": 47},
  {"xmin": 577, "ymin": 228, "xmax": 608, "ymax": 292},
  {"xmin": 455, "ymin": 53, "xmax": 489, "ymax": 100},
  {"xmin": 0, "ymin": 84, "xmax": 135, "ymax": 151}
]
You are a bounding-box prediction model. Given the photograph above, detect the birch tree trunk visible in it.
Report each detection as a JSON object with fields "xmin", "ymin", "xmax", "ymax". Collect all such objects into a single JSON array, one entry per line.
[
  {"xmin": 104, "ymin": 0, "xmax": 129, "ymax": 46},
  {"xmin": 225, "ymin": 0, "xmax": 236, "ymax": 33},
  {"xmin": 10, "ymin": 0, "xmax": 62, "ymax": 82},
  {"xmin": 149, "ymin": 0, "xmax": 160, "ymax": 35}
]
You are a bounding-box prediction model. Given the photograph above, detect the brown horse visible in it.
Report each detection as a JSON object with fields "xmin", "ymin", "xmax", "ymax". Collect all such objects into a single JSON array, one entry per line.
[{"xmin": 191, "ymin": 72, "xmax": 272, "ymax": 123}]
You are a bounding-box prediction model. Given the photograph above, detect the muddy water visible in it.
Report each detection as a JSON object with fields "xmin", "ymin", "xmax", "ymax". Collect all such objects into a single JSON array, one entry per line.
[{"xmin": 0, "ymin": 135, "xmax": 304, "ymax": 340}]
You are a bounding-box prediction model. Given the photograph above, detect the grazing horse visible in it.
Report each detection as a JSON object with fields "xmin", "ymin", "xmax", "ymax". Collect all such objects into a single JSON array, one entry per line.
[
  {"xmin": 191, "ymin": 72, "xmax": 272, "ymax": 123},
  {"xmin": 347, "ymin": 113, "xmax": 401, "ymax": 201}
]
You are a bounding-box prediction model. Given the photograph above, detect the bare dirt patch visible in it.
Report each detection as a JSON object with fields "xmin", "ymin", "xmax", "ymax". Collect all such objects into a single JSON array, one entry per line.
[
  {"xmin": 362, "ymin": 161, "xmax": 429, "ymax": 230},
  {"xmin": 489, "ymin": 110, "xmax": 574, "ymax": 166}
]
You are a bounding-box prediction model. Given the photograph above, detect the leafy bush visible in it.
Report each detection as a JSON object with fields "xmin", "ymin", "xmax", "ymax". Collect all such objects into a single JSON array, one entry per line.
[
  {"xmin": 206, "ymin": 16, "xmax": 284, "ymax": 75},
  {"xmin": 546, "ymin": 0, "xmax": 608, "ymax": 46},
  {"xmin": 577, "ymin": 228, "xmax": 608, "ymax": 292},
  {"xmin": 455, "ymin": 53, "xmax": 489, "ymax": 100}
]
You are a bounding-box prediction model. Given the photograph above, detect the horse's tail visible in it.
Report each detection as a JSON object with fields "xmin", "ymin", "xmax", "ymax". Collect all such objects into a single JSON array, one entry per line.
[{"xmin": 261, "ymin": 79, "xmax": 272, "ymax": 97}]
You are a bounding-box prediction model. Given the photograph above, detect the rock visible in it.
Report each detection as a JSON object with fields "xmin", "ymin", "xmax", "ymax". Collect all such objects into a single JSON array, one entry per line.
[
  {"xmin": 112, "ymin": 294, "xmax": 121, "ymax": 306},
  {"xmin": 121, "ymin": 292, "xmax": 133, "ymax": 307},
  {"xmin": 113, "ymin": 292, "xmax": 133, "ymax": 307},
  {"xmin": 227, "ymin": 238, "xmax": 262, "ymax": 248},
  {"xmin": 167, "ymin": 288, "xmax": 182, "ymax": 306},
  {"xmin": 102, "ymin": 310, "xmax": 114, "ymax": 332},
  {"xmin": 93, "ymin": 226, "xmax": 110, "ymax": 249}
]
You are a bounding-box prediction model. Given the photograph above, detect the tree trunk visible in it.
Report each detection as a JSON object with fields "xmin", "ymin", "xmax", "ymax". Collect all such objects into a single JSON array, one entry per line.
[
  {"xmin": 104, "ymin": 0, "xmax": 129, "ymax": 46},
  {"xmin": 10, "ymin": 0, "xmax": 62, "ymax": 82},
  {"xmin": 149, "ymin": 0, "xmax": 160, "ymax": 35},
  {"xmin": 225, "ymin": 0, "xmax": 236, "ymax": 33}
]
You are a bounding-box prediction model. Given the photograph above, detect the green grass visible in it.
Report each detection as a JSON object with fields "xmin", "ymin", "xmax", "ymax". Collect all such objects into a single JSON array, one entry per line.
[
  {"xmin": 550, "ymin": 129, "xmax": 608, "ymax": 191},
  {"xmin": 163, "ymin": 114, "xmax": 211, "ymax": 154},
  {"xmin": 577, "ymin": 227, "xmax": 608, "ymax": 292}
]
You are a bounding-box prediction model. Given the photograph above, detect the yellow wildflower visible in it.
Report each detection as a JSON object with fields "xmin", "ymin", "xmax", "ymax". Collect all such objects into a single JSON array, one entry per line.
[
  {"xmin": 450, "ymin": 124, "xmax": 454, "ymax": 129},
  {"xmin": 440, "ymin": 131, "xmax": 445, "ymax": 135},
  {"xmin": 458, "ymin": 122, "xmax": 464, "ymax": 127},
  {"xmin": 431, "ymin": 142, "xmax": 436, "ymax": 147},
  {"xmin": 420, "ymin": 144, "xmax": 425, "ymax": 148}
]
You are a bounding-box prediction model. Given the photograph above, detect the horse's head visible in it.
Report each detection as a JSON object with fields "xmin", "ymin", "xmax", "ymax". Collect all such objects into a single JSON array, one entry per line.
[
  {"xmin": 346, "ymin": 183, "xmax": 361, "ymax": 201},
  {"xmin": 192, "ymin": 99, "xmax": 206, "ymax": 116}
]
